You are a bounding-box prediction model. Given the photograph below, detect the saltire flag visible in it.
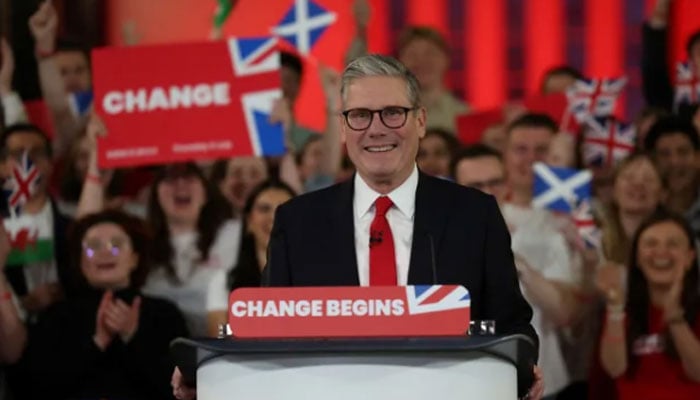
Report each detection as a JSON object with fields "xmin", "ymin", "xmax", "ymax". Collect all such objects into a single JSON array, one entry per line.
[
  {"xmin": 563, "ymin": 77, "xmax": 627, "ymax": 134},
  {"xmin": 581, "ymin": 117, "xmax": 636, "ymax": 167},
  {"xmin": 67, "ymin": 90, "xmax": 94, "ymax": 118},
  {"xmin": 532, "ymin": 162, "xmax": 592, "ymax": 214},
  {"xmin": 2, "ymin": 151, "xmax": 41, "ymax": 217},
  {"xmin": 571, "ymin": 199, "xmax": 601, "ymax": 250},
  {"xmin": 226, "ymin": 0, "xmax": 354, "ymax": 132},
  {"xmin": 674, "ymin": 60, "xmax": 700, "ymax": 110}
]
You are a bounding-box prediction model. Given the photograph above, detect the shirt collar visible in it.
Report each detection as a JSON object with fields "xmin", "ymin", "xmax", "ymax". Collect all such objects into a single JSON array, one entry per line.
[{"xmin": 354, "ymin": 165, "xmax": 419, "ymax": 220}]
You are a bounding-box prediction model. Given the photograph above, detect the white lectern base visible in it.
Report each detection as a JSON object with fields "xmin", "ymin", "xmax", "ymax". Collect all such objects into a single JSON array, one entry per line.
[{"xmin": 197, "ymin": 353, "xmax": 516, "ymax": 400}]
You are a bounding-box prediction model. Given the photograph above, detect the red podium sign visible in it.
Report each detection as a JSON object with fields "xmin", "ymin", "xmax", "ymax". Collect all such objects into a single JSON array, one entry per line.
[{"xmin": 228, "ymin": 285, "xmax": 471, "ymax": 338}]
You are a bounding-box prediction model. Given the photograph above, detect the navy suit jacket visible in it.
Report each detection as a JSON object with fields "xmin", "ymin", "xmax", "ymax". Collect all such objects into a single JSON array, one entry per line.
[{"xmin": 263, "ymin": 172, "xmax": 538, "ymax": 347}]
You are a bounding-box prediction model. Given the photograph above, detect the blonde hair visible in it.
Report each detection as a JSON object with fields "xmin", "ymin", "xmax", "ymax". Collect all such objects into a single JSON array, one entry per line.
[{"xmin": 601, "ymin": 153, "xmax": 665, "ymax": 264}]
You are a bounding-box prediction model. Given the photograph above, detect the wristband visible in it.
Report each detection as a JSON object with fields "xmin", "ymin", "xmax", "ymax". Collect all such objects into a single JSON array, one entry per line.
[
  {"xmin": 85, "ymin": 173, "xmax": 102, "ymax": 185},
  {"xmin": 35, "ymin": 47, "xmax": 56, "ymax": 59},
  {"xmin": 666, "ymin": 310, "xmax": 685, "ymax": 326}
]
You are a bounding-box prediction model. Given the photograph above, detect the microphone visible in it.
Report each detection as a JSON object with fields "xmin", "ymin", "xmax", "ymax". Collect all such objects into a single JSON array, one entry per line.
[
  {"xmin": 369, "ymin": 230, "xmax": 383, "ymax": 247},
  {"xmin": 426, "ymin": 232, "xmax": 438, "ymax": 285}
]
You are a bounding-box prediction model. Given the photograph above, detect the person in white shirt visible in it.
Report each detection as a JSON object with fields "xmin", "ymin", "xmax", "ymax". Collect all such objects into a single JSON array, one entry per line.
[{"xmin": 455, "ymin": 140, "xmax": 580, "ymax": 398}]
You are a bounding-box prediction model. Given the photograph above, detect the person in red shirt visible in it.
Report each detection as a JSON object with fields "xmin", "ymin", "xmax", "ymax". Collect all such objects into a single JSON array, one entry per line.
[{"xmin": 599, "ymin": 210, "xmax": 700, "ymax": 399}]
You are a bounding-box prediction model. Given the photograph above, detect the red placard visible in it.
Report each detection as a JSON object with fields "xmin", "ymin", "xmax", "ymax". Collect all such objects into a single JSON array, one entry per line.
[
  {"xmin": 228, "ymin": 285, "xmax": 471, "ymax": 338},
  {"xmin": 91, "ymin": 37, "xmax": 285, "ymax": 168}
]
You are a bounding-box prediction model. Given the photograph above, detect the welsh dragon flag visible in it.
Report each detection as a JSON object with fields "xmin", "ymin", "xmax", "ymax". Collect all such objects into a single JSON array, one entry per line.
[{"xmin": 3, "ymin": 213, "xmax": 54, "ymax": 266}]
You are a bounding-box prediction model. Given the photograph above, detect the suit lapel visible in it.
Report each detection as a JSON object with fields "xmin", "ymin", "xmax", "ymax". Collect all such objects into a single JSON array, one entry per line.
[
  {"xmin": 329, "ymin": 178, "xmax": 360, "ymax": 285},
  {"xmin": 408, "ymin": 173, "xmax": 449, "ymax": 285}
]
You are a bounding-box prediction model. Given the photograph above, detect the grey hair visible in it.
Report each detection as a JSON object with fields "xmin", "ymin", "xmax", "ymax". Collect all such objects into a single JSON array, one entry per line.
[{"xmin": 340, "ymin": 54, "xmax": 422, "ymax": 109}]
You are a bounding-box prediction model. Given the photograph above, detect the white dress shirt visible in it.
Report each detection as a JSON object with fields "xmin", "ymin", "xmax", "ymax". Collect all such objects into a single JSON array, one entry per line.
[{"xmin": 353, "ymin": 165, "xmax": 418, "ymax": 286}]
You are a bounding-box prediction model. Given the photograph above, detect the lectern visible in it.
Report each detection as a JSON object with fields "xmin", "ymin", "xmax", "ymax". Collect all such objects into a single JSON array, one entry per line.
[{"xmin": 171, "ymin": 334, "xmax": 536, "ymax": 400}]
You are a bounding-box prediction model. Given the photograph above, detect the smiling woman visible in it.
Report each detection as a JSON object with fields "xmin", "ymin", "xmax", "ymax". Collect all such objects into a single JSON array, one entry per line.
[
  {"xmin": 141, "ymin": 162, "xmax": 242, "ymax": 337},
  {"xmin": 14, "ymin": 210, "xmax": 189, "ymax": 400},
  {"xmin": 599, "ymin": 210, "xmax": 700, "ymax": 399}
]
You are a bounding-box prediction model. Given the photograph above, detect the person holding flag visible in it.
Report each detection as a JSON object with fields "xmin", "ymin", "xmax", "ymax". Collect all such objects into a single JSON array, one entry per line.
[{"xmin": 0, "ymin": 123, "xmax": 71, "ymax": 315}]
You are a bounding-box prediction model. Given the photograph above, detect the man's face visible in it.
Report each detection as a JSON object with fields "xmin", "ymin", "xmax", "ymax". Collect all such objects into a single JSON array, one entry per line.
[
  {"xmin": 455, "ymin": 156, "xmax": 508, "ymax": 203},
  {"xmin": 280, "ymin": 65, "xmax": 301, "ymax": 104},
  {"xmin": 654, "ymin": 132, "xmax": 697, "ymax": 192},
  {"xmin": 504, "ymin": 126, "xmax": 553, "ymax": 192},
  {"xmin": 2, "ymin": 132, "xmax": 52, "ymax": 197},
  {"xmin": 399, "ymin": 38, "xmax": 449, "ymax": 91},
  {"xmin": 416, "ymin": 134, "xmax": 451, "ymax": 177},
  {"xmin": 55, "ymin": 50, "xmax": 91, "ymax": 93},
  {"xmin": 341, "ymin": 76, "xmax": 426, "ymax": 188}
]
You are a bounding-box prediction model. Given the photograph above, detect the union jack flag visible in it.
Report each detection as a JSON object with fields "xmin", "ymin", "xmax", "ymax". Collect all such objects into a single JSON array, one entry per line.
[
  {"xmin": 272, "ymin": 0, "xmax": 337, "ymax": 55},
  {"xmin": 674, "ymin": 60, "xmax": 700, "ymax": 110},
  {"xmin": 227, "ymin": 37, "xmax": 286, "ymax": 156},
  {"xmin": 532, "ymin": 162, "xmax": 592, "ymax": 213},
  {"xmin": 572, "ymin": 199, "xmax": 601, "ymax": 249},
  {"xmin": 2, "ymin": 151, "xmax": 41, "ymax": 216},
  {"xmin": 406, "ymin": 285, "xmax": 470, "ymax": 315},
  {"xmin": 565, "ymin": 77, "xmax": 627, "ymax": 126},
  {"xmin": 582, "ymin": 117, "xmax": 636, "ymax": 167}
]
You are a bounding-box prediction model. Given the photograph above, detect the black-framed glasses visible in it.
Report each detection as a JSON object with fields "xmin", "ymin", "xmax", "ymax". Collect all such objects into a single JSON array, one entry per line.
[{"xmin": 342, "ymin": 106, "xmax": 417, "ymax": 131}]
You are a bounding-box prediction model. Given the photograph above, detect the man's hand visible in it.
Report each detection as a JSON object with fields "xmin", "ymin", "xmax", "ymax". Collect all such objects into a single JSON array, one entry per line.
[
  {"xmin": 28, "ymin": 0, "xmax": 59, "ymax": 55},
  {"xmin": 526, "ymin": 365, "xmax": 545, "ymax": 400},
  {"xmin": 649, "ymin": 0, "xmax": 672, "ymax": 28},
  {"xmin": 172, "ymin": 367, "xmax": 196, "ymax": 400}
]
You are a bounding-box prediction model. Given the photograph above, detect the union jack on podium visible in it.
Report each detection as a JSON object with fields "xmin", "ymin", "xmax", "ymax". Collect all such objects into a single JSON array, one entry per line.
[
  {"xmin": 582, "ymin": 117, "xmax": 636, "ymax": 168},
  {"xmin": 674, "ymin": 60, "xmax": 700, "ymax": 110},
  {"xmin": 2, "ymin": 151, "xmax": 41, "ymax": 217}
]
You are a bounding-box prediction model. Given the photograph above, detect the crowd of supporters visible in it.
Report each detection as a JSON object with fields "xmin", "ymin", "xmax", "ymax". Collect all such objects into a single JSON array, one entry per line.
[{"xmin": 1, "ymin": 0, "xmax": 700, "ymax": 399}]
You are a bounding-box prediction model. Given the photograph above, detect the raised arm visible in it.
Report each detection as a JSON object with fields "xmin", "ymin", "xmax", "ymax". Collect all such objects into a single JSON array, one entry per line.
[
  {"xmin": 344, "ymin": 0, "xmax": 370, "ymax": 65},
  {"xmin": 319, "ymin": 66, "xmax": 342, "ymax": 178},
  {"xmin": 75, "ymin": 114, "xmax": 107, "ymax": 218},
  {"xmin": 641, "ymin": 0, "xmax": 674, "ymax": 110},
  {"xmin": 29, "ymin": 0, "xmax": 85, "ymax": 159},
  {"xmin": 1, "ymin": 37, "xmax": 29, "ymax": 126}
]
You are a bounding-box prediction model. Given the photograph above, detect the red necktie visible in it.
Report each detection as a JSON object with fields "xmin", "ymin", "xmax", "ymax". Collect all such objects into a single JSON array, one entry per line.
[{"xmin": 369, "ymin": 196, "xmax": 397, "ymax": 285}]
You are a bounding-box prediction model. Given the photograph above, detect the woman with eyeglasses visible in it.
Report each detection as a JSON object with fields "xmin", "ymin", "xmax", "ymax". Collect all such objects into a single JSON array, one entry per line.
[
  {"xmin": 77, "ymin": 116, "xmax": 241, "ymax": 337},
  {"xmin": 15, "ymin": 210, "xmax": 188, "ymax": 400}
]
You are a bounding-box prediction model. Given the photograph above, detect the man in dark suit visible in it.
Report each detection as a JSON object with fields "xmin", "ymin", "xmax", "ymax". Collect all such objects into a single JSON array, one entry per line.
[
  {"xmin": 173, "ymin": 54, "xmax": 542, "ymax": 400},
  {"xmin": 263, "ymin": 54, "xmax": 536, "ymax": 345}
]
